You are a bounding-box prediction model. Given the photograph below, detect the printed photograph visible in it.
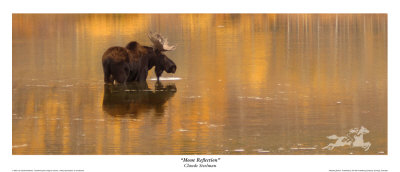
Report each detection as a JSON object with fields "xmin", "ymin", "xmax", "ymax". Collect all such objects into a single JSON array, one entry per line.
[{"xmin": 12, "ymin": 14, "xmax": 387, "ymax": 155}]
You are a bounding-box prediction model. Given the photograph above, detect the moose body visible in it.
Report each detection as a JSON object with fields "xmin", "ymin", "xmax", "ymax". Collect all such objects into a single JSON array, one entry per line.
[
  {"xmin": 102, "ymin": 33, "xmax": 177, "ymax": 84},
  {"xmin": 102, "ymin": 47, "xmax": 131, "ymax": 84}
]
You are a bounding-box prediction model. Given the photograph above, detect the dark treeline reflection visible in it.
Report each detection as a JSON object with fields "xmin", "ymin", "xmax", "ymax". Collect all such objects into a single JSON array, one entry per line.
[{"xmin": 103, "ymin": 82, "xmax": 177, "ymax": 118}]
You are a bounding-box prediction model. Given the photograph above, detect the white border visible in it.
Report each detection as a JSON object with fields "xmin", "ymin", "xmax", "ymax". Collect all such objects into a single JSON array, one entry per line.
[{"xmin": 3, "ymin": 0, "xmax": 398, "ymax": 171}]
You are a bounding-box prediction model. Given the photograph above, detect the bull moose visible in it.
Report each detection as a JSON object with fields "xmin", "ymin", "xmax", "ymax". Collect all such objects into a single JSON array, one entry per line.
[{"xmin": 102, "ymin": 32, "xmax": 177, "ymax": 84}]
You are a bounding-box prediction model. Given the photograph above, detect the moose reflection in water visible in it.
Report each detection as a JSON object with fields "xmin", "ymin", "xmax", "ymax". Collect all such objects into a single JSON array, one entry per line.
[{"xmin": 102, "ymin": 82, "xmax": 177, "ymax": 117}]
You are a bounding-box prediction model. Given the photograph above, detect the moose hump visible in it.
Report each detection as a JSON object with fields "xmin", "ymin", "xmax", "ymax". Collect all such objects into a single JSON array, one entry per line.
[
  {"xmin": 101, "ymin": 32, "xmax": 177, "ymax": 84},
  {"xmin": 125, "ymin": 41, "xmax": 148, "ymax": 62}
]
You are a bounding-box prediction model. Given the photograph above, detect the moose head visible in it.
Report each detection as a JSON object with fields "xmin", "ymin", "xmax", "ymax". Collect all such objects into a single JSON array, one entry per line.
[{"xmin": 147, "ymin": 32, "xmax": 177, "ymax": 81}]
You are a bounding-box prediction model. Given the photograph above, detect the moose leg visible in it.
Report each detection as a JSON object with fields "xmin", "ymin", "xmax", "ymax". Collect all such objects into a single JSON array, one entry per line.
[
  {"xmin": 103, "ymin": 59, "xmax": 113, "ymax": 84},
  {"xmin": 155, "ymin": 80, "xmax": 163, "ymax": 90},
  {"xmin": 155, "ymin": 66, "xmax": 164, "ymax": 81}
]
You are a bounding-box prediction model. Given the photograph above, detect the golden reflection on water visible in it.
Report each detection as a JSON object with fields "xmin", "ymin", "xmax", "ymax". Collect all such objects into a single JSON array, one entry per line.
[{"xmin": 12, "ymin": 14, "xmax": 387, "ymax": 155}]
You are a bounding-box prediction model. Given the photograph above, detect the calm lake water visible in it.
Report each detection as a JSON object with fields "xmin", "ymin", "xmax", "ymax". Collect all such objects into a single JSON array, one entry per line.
[{"xmin": 12, "ymin": 14, "xmax": 387, "ymax": 155}]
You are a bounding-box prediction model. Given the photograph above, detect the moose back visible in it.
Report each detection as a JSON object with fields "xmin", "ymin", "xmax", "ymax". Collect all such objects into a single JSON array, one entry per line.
[{"xmin": 102, "ymin": 33, "xmax": 177, "ymax": 84}]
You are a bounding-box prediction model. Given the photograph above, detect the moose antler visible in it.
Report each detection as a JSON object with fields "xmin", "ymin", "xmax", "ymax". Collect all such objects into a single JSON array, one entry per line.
[{"xmin": 147, "ymin": 32, "xmax": 176, "ymax": 51}]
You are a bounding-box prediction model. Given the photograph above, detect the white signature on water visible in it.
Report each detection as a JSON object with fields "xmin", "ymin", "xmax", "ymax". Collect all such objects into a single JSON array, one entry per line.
[{"xmin": 323, "ymin": 126, "xmax": 371, "ymax": 151}]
